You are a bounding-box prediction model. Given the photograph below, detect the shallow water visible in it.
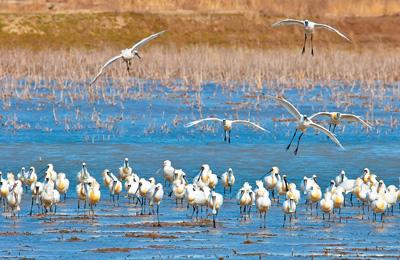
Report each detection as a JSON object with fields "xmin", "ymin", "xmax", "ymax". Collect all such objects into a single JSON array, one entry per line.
[{"xmin": 0, "ymin": 82, "xmax": 399, "ymax": 259}]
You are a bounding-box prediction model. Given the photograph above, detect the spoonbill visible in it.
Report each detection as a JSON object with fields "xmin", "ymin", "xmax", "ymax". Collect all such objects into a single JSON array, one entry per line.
[
  {"xmin": 309, "ymin": 112, "xmax": 372, "ymax": 133},
  {"xmin": 221, "ymin": 168, "xmax": 235, "ymax": 197},
  {"xmin": 267, "ymin": 95, "xmax": 344, "ymax": 155},
  {"xmin": 90, "ymin": 30, "xmax": 165, "ymax": 85},
  {"xmin": 184, "ymin": 118, "xmax": 269, "ymax": 143},
  {"xmin": 208, "ymin": 190, "xmax": 223, "ymax": 228},
  {"xmin": 119, "ymin": 158, "xmax": 133, "ymax": 181},
  {"xmin": 272, "ymin": 19, "xmax": 351, "ymax": 55},
  {"xmin": 150, "ymin": 183, "xmax": 164, "ymax": 226}
]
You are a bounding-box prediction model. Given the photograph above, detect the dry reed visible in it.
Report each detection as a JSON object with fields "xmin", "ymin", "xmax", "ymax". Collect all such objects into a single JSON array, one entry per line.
[{"xmin": 0, "ymin": 46, "xmax": 399, "ymax": 94}]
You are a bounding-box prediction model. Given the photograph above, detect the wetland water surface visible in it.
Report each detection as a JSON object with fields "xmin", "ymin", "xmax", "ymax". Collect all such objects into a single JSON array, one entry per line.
[{"xmin": 0, "ymin": 82, "xmax": 399, "ymax": 259}]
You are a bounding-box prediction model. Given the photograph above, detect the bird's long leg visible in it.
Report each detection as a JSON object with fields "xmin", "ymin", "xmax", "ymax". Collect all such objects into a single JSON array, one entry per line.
[
  {"xmin": 311, "ymin": 34, "xmax": 314, "ymax": 56},
  {"xmin": 283, "ymin": 214, "xmax": 286, "ymax": 227},
  {"xmin": 287, "ymin": 129, "xmax": 298, "ymax": 150},
  {"xmin": 125, "ymin": 60, "xmax": 130, "ymax": 72},
  {"xmin": 302, "ymin": 34, "xmax": 307, "ymax": 55},
  {"xmin": 224, "ymin": 130, "xmax": 227, "ymax": 142},
  {"xmin": 157, "ymin": 205, "xmax": 161, "ymax": 227},
  {"xmin": 30, "ymin": 197, "xmax": 34, "ymax": 216},
  {"xmin": 327, "ymin": 124, "xmax": 332, "ymax": 139},
  {"xmin": 332, "ymin": 124, "xmax": 337, "ymax": 134},
  {"xmin": 213, "ymin": 214, "xmax": 216, "ymax": 228},
  {"xmin": 228, "ymin": 130, "xmax": 231, "ymax": 144},
  {"xmin": 294, "ymin": 132, "xmax": 304, "ymax": 155}
]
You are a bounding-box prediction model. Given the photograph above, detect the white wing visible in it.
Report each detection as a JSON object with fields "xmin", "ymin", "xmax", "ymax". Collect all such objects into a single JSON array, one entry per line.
[
  {"xmin": 90, "ymin": 54, "xmax": 122, "ymax": 86},
  {"xmin": 267, "ymin": 95, "xmax": 302, "ymax": 120},
  {"xmin": 129, "ymin": 30, "xmax": 166, "ymax": 52},
  {"xmin": 340, "ymin": 114, "xmax": 372, "ymax": 128},
  {"xmin": 309, "ymin": 121, "xmax": 344, "ymax": 149},
  {"xmin": 184, "ymin": 118, "xmax": 223, "ymax": 128},
  {"xmin": 309, "ymin": 112, "xmax": 332, "ymax": 120},
  {"xmin": 272, "ymin": 19, "xmax": 304, "ymax": 27},
  {"xmin": 231, "ymin": 120, "xmax": 270, "ymax": 133},
  {"xmin": 314, "ymin": 23, "xmax": 351, "ymax": 42}
]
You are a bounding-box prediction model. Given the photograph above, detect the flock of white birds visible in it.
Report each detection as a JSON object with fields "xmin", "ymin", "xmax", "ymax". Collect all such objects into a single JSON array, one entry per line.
[
  {"xmin": 0, "ymin": 18, "xmax": 393, "ymax": 229},
  {"xmin": 1, "ymin": 158, "xmax": 399, "ymax": 228}
]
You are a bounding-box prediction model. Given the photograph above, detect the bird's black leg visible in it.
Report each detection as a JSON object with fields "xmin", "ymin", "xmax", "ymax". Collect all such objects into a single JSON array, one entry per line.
[
  {"xmin": 125, "ymin": 60, "xmax": 130, "ymax": 72},
  {"xmin": 311, "ymin": 34, "xmax": 314, "ymax": 56},
  {"xmin": 30, "ymin": 197, "xmax": 34, "ymax": 216},
  {"xmin": 332, "ymin": 124, "xmax": 337, "ymax": 134},
  {"xmin": 287, "ymin": 129, "xmax": 298, "ymax": 150},
  {"xmin": 157, "ymin": 205, "xmax": 161, "ymax": 227},
  {"xmin": 294, "ymin": 132, "xmax": 304, "ymax": 155},
  {"xmin": 302, "ymin": 34, "xmax": 307, "ymax": 55},
  {"xmin": 224, "ymin": 130, "xmax": 227, "ymax": 142},
  {"xmin": 228, "ymin": 130, "xmax": 231, "ymax": 143}
]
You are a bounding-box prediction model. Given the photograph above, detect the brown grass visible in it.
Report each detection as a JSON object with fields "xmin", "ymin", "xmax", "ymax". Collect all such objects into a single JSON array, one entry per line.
[
  {"xmin": 0, "ymin": 13, "xmax": 399, "ymax": 50},
  {"xmin": 0, "ymin": 46, "xmax": 398, "ymax": 91}
]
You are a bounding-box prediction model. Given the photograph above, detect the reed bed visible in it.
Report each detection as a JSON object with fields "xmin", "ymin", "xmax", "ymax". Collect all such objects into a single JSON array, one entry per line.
[
  {"xmin": 0, "ymin": 46, "xmax": 399, "ymax": 93},
  {"xmin": 0, "ymin": 45, "xmax": 399, "ymax": 138}
]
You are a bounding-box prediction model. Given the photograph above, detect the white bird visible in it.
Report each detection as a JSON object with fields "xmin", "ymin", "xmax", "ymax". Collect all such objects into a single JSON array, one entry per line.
[
  {"xmin": 371, "ymin": 196, "xmax": 387, "ymax": 222},
  {"xmin": 41, "ymin": 178, "xmax": 60, "ymax": 214},
  {"xmin": 137, "ymin": 178, "xmax": 154, "ymax": 214},
  {"xmin": 208, "ymin": 190, "xmax": 224, "ymax": 228},
  {"xmin": 87, "ymin": 179, "xmax": 101, "ymax": 216},
  {"xmin": 282, "ymin": 194, "xmax": 297, "ymax": 227},
  {"xmin": 29, "ymin": 180, "xmax": 44, "ymax": 215},
  {"xmin": 6, "ymin": 182, "xmax": 22, "ymax": 217},
  {"xmin": 119, "ymin": 158, "xmax": 133, "ymax": 181},
  {"xmin": 90, "ymin": 30, "xmax": 165, "ymax": 85},
  {"xmin": 102, "ymin": 169, "xmax": 113, "ymax": 188},
  {"xmin": 254, "ymin": 181, "xmax": 271, "ymax": 228},
  {"xmin": 301, "ymin": 175, "xmax": 318, "ymax": 195},
  {"xmin": 161, "ymin": 160, "xmax": 175, "ymax": 188},
  {"xmin": 263, "ymin": 166, "xmax": 279, "ymax": 199},
  {"xmin": 107, "ymin": 171, "xmax": 122, "ymax": 205},
  {"xmin": 267, "ymin": 95, "xmax": 344, "ymax": 155},
  {"xmin": 184, "ymin": 118, "xmax": 269, "ymax": 143},
  {"xmin": 193, "ymin": 164, "xmax": 212, "ymax": 188},
  {"xmin": 309, "ymin": 112, "xmax": 372, "ymax": 133},
  {"xmin": 45, "ymin": 164, "xmax": 57, "ymax": 182},
  {"xmin": 171, "ymin": 169, "xmax": 187, "ymax": 206},
  {"xmin": 125, "ymin": 175, "xmax": 140, "ymax": 204},
  {"xmin": 272, "ymin": 19, "xmax": 351, "ymax": 55},
  {"xmin": 320, "ymin": 192, "xmax": 334, "ymax": 220},
  {"xmin": 27, "ymin": 167, "xmax": 37, "ymax": 187},
  {"xmin": 150, "ymin": 183, "xmax": 164, "ymax": 226},
  {"xmin": 77, "ymin": 163, "xmax": 90, "ymax": 183},
  {"xmin": 236, "ymin": 182, "xmax": 253, "ymax": 219},
  {"xmin": 221, "ymin": 168, "xmax": 235, "ymax": 196},
  {"xmin": 55, "ymin": 173, "xmax": 69, "ymax": 201}
]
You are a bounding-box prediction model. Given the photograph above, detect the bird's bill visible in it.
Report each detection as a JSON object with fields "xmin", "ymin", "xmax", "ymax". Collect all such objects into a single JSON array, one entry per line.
[
  {"xmin": 84, "ymin": 182, "xmax": 88, "ymax": 195},
  {"xmin": 135, "ymin": 52, "xmax": 142, "ymax": 59},
  {"xmin": 183, "ymin": 175, "xmax": 188, "ymax": 184},
  {"xmin": 135, "ymin": 183, "xmax": 142, "ymax": 195},
  {"xmin": 197, "ymin": 168, "xmax": 204, "ymax": 182}
]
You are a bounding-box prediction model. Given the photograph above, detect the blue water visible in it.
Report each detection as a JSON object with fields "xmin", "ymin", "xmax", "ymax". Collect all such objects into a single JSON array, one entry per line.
[{"xmin": 0, "ymin": 81, "xmax": 399, "ymax": 258}]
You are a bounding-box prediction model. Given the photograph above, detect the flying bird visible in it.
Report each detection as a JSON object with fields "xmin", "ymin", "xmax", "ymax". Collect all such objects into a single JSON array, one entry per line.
[
  {"xmin": 267, "ymin": 95, "xmax": 344, "ymax": 155},
  {"xmin": 272, "ymin": 19, "xmax": 350, "ymax": 55},
  {"xmin": 184, "ymin": 118, "xmax": 269, "ymax": 143},
  {"xmin": 89, "ymin": 30, "xmax": 165, "ymax": 85},
  {"xmin": 309, "ymin": 112, "xmax": 372, "ymax": 133}
]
